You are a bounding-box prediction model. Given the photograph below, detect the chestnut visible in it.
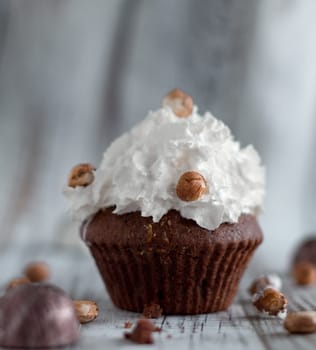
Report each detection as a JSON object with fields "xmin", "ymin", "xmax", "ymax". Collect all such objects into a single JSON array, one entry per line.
[{"xmin": 0, "ymin": 284, "xmax": 80, "ymax": 348}]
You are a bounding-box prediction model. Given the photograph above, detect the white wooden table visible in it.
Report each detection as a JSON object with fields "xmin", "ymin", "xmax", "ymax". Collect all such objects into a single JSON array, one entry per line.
[{"xmin": 1, "ymin": 239, "xmax": 316, "ymax": 350}]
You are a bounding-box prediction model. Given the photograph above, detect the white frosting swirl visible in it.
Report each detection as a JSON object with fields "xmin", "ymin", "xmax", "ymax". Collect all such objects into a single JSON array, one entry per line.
[{"xmin": 64, "ymin": 106, "xmax": 265, "ymax": 230}]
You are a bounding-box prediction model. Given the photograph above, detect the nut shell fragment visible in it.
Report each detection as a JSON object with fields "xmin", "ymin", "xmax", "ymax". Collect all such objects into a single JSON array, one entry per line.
[
  {"xmin": 252, "ymin": 287, "xmax": 288, "ymax": 317},
  {"xmin": 73, "ymin": 300, "xmax": 99, "ymax": 324},
  {"xmin": 68, "ymin": 163, "xmax": 95, "ymax": 188},
  {"xmin": 248, "ymin": 273, "xmax": 282, "ymax": 295},
  {"xmin": 162, "ymin": 88, "xmax": 193, "ymax": 118},
  {"xmin": 24, "ymin": 261, "xmax": 50, "ymax": 282}
]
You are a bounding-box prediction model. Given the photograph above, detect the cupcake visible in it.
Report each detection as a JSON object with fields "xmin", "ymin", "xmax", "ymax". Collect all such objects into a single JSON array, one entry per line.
[{"xmin": 64, "ymin": 89, "xmax": 265, "ymax": 314}]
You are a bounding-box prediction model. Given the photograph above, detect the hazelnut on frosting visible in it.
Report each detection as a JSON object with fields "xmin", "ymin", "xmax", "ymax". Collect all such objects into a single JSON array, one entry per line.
[
  {"xmin": 176, "ymin": 171, "xmax": 207, "ymax": 202},
  {"xmin": 64, "ymin": 90, "xmax": 265, "ymax": 231},
  {"xmin": 162, "ymin": 88, "xmax": 193, "ymax": 117},
  {"xmin": 68, "ymin": 163, "xmax": 95, "ymax": 188}
]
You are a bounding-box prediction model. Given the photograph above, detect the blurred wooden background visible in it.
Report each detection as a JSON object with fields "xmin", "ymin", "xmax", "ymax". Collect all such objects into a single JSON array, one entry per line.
[{"xmin": 1, "ymin": 0, "xmax": 316, "ymax": 274}]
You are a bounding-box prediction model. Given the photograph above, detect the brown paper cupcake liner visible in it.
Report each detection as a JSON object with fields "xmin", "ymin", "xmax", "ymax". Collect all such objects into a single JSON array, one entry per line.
[{"xmin": 88, "ymin": 238, "xmax": 261, "ymax": 314}]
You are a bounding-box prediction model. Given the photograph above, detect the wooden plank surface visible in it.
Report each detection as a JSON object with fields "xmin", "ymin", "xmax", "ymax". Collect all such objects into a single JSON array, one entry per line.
[{"xmin": 1, "ymin": 241, "xmax": 316, "ymax": 350}]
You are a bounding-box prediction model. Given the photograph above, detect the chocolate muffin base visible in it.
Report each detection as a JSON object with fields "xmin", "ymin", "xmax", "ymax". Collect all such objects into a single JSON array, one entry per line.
[{"xmin": 85, "ymin": 209, "xmax": 263, "ymax": 314}]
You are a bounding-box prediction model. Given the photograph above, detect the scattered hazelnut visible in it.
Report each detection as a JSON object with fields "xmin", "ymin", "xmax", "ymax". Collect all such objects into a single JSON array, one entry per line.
[
  {"xmin": 248, "ymin": 273, "xmax": 282, "ymax": 295},
  {"xmin": 6, "ymin": 277, "xmax": 31, "ymax": 291},
  {"xmin": 24, "ymin": 261, "xmax": 50, "ymax": 282},
  {"xmin": 143, "ymin": 303, "xmax": 163, "ymax": 319},
  {"xmin": 292, "ymin": 262, "xmax": 316, "ymax": 285},
  {"xmin": 284, "ymin": 311, "xmax": 316, "ymax": 334},
  {"xmin": 68, "ymin": 163, "xmax": 95, "ymax": 188},
  {"xmin": 252, "ymin": 287, "xmax": 288, "ymax": 318},
  {"xmin": 73, "ymin": 300, "xmax": 99, "ymax": 324},
  {"xmin": 162, "ymin": 88, "xmax": 193, "ymax": 117},
  {"xmin": 176, "ymin": 171, "xmax": 207, "ymax": 202},
  {"xmin": 292, "ymin": 236, "xmax": 316, "ymax": 267},
  {"xmin": 0, "ymin": 284, "xmax": 80, "ymax": 348},
  {"xmin": 125, "ymin": 319, "xmax": 157, "ymax": 344}
]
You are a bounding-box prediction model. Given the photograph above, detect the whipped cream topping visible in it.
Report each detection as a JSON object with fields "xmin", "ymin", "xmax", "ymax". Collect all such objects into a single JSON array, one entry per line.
[{"xmin": 64, "ymin": 106, "xmax": 265, "ymax": 230}]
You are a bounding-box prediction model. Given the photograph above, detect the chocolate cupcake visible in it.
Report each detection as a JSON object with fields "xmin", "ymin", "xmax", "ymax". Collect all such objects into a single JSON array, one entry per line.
[{"xmin": 64, "ymin": 89, "xmax": 265, "ymax": 314}]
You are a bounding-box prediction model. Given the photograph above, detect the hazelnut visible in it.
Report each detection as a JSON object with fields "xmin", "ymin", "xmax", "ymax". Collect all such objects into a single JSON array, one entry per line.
[
  {"xmin": 68, "ymin": 163, "xmax": 95, "ymax": 188},
  {"xmin": 162, "ymin": 88, "xmax": 193, "ymax": 117},
  {"xmin": 292, "ymin": 262, "xmax": 316, "ymax": 285},
  {"xmin": 284, "ymin": 311, "xmax": 316, "ymax": 334},
  {"xmin": 6, "ymin": 277, "xmax": 31, "ymax": 291},
  {"xmin": 248, "ymin": 273, "xmax": 282, "ymax": 295},
  {"xmin": 252, "ymin": 287, "xmax": 288, "ymax": 317},
  {"xmin": 176, "ymin": 171, "xmax": 207, "ymax": 202},
  {"xmin": 24, "ymin": 261, "xmax": 50, "ymax": 282},
  {"xmin": 73, "ymin": 300, "xmax": 99, "ymax": 324}
]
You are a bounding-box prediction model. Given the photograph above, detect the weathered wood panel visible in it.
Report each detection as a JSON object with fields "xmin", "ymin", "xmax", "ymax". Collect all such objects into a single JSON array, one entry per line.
[{"xmin": 1, "ymin": 242, "xmax": 316, "ymax": 350}]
